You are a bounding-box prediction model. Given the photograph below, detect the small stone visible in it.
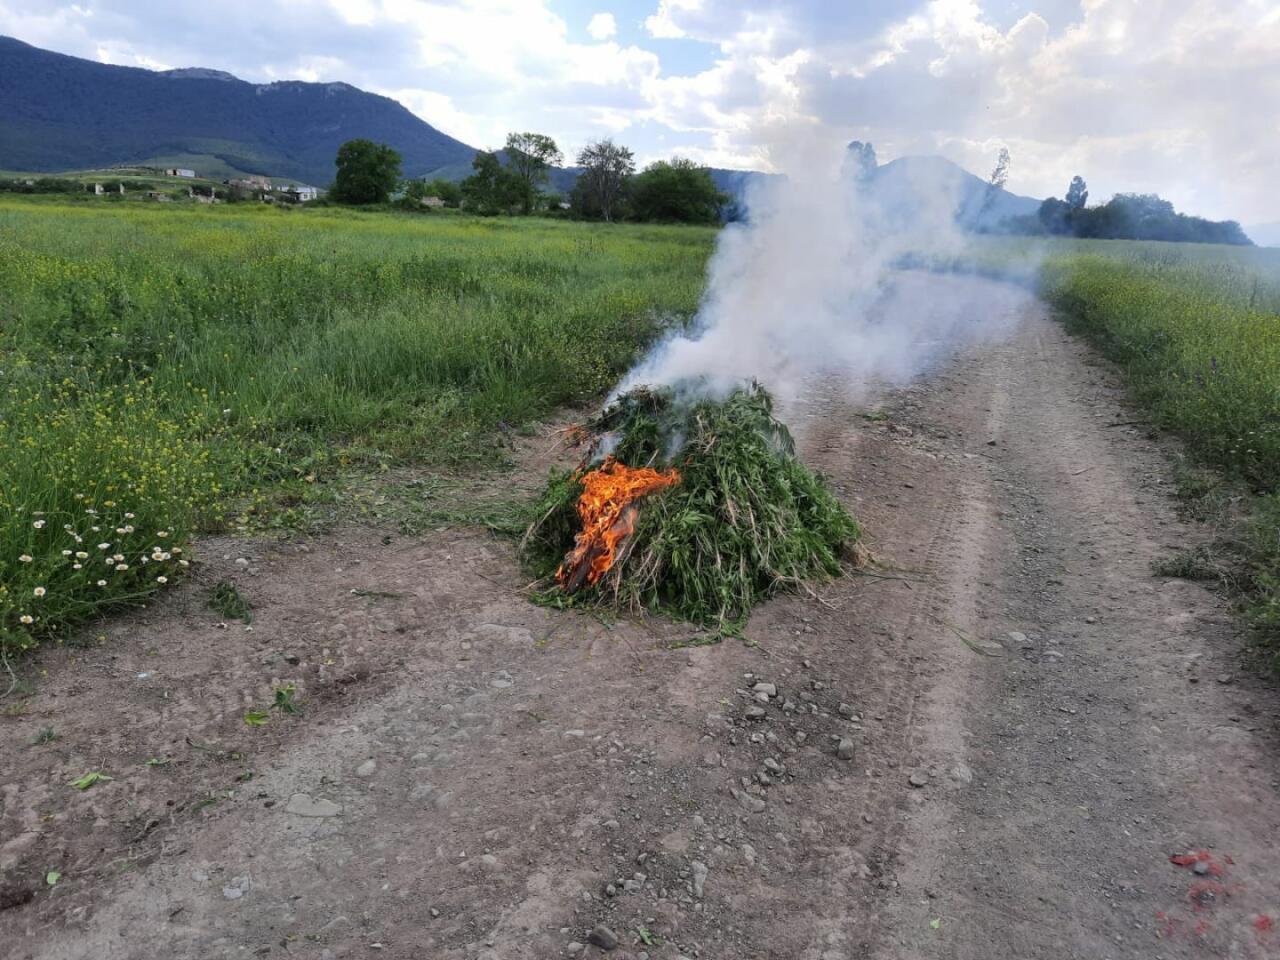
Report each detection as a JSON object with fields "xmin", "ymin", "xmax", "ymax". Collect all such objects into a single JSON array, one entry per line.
[
  {"xmin": 222, "ymin": 875, "xmax": 250, "ymax": 900},
  {"xmin": 691, "ymin": 860, "xmax": 708, "ymax": 898},
  {"xmin": 950, "ymin": 762, "xmax": 973, "ymax": 784},
  {"xmin": 745, "ymin": 706, "xmax": 767, "ymax": 720},
  {"xmin": 490, "ymin": 679, "xmax": 513, "ymax": 689},
  {"xmin": 356, "ymin": 759, "xmax": 377, "ymax": 777},
  {"xmin": 283, "ymin": 652, "xmax": 301, "ymax": 665},
  {"xmin": 566, "ymin": 943, "xmax": 584, "ymax": 956},
  {"xmin": 1217, "ymin": 674, "xmax": 1233, "ymax": 685},
  {"xmin": 429, "ymin": 907, "xmax": 440, "ymax": 918},
  {"xmin": 837, "ymin": 738, "xmax": 856, "ymax": 760},
  {"xmin": 973, "ymin": 638, "xmax": 1005, "ymax": 657},
  {"xmin": 731, "ymin": 788, "xmax": 766, "ymax": 813},
  {"xmin": 603, "ymin": 819, "xmax": 620, "ymax": 830},
  {"xmin": 838, "ymin": 703, "xmax": 857, "ymax": 719},
  {"xmin": 763, "ymin": 758, "xmax": 783, "ymax": 775},
  {"xmin": 1084, "ymin": 616, "xmax": 1097, "ymax": 624},
  {"xmin": 908, "ymin": 771, "xmax": 929, "ymax": 788},
  {"xmin": 285, "ymin": 794, "xmax": 342, "ymax": 817},
  {"xmin": 1193, "ymin": 861, "xmax": 1211, "ymax": 876},
  {"xmin": 752, "ymin": 682, "xmax": 777, "ymax": 699},
  {"xmin": 741, "ymin": 843, "xmax": 757, "ymax": 866},
  {"xmin": 794, "ymin": 730, "xmax": 806, "ymax": 744},
  {"xmin": 587, "ymin": 925, "xmax": 620, "ymax": 951},
  {"xmin": 234, "ymin": 557, "xmax": 250, "ymax": 567}
]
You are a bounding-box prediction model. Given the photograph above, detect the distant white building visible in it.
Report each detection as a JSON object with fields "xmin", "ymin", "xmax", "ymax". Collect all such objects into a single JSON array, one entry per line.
[
  {"xmin": 231, "ymin": 175, "xmax": 272, "ymax": 191},
  {"xmin": 285, "ymin": 184, "xmax": 319, "ymax": 202},
  {"xmin": 419, "ymin": 196, "xmax": 446, "ymax": 208},
  {"xmin": 165, "ymin": 168, "xmax": 196, "ymax": 178}
]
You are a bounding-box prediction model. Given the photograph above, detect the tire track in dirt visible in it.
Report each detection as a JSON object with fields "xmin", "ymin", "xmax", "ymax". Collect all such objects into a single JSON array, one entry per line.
[{"xmin": 865, "ymin": 295, "xmax": 1280, "ymax": 960}]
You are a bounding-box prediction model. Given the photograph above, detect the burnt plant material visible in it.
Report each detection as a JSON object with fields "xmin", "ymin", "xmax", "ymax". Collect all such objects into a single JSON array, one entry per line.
[{"xmin": 522, "ymin": 383, "xmax": 860, "ymax": 626}]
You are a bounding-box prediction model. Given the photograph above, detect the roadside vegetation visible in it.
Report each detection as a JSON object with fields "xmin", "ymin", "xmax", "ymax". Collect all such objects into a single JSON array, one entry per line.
[
  {"xmin": 0, "ymin": 196, "xmax": 715, "ymax": 654},
  {"xmin": 963, "ymin": 238, "xmax": 1280, "ymax": 657}
]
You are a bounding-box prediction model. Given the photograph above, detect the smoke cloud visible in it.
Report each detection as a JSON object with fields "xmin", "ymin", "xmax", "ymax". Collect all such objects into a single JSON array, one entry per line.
[{"xmin": 615, "ymin": 140, "xmax": 1032, "ymax": 403}]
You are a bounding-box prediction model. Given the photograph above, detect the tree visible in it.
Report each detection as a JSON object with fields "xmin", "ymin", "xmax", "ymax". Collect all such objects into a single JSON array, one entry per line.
[
  {"xmin": 843, "ymin": 140, "xmax": 878, "ymax": 182},
  {"xmin": 460, "ymin": 151, "xmax": 522, "ymax": 215},
  {"xmin": 630, "ymin": 157, "xmax": 727, "ymax": 224},
  {"xmin": 988, "ymin": 147, "xmax": 1011, "ymax": 192},
  {"xmin": 331, "ymin": 139, "xmax": 402, "ymax": 204},
  {"xmin": 575, "ymin": 138, "xmax": 635, "ymax": 222},
  {"xmin": 1065, "ymin": 175, "xmax": 1088, "ymax": 210},
  {"xmin": 504, "ymin": 132, "xmax": 562, "ymax": 214},
  {"xmin": 978, "ymin": 147, "xmax": 1011, "ymax": 219},
  {"xmin": 1037, "ymin": 197, "xmax": 1071, "ymax": 235},
  {"xmin": 403, "ymin": 177, "xmax": 462, "ymax": 208},
  {"xmin": 424, "ymin": 178, "xmax": 463, "ymax": 207}
]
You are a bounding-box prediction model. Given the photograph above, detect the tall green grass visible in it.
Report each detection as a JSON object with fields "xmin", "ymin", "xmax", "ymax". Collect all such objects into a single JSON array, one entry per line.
[
  {"xmin": 0, "ymin": 198, "xmax": 715, "ymax": 652},
  {"xmin": 1035, "ymin": 242, "xmax": 1280, "ymax": 490}
]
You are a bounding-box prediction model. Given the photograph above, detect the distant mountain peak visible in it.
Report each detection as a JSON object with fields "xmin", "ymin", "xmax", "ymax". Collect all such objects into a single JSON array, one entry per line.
[{"xmin": 162, "ymin": 67, "xmax": 239, "ymax": 82}]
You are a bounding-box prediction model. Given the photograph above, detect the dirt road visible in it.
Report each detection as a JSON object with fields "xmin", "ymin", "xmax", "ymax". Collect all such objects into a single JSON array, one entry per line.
[{"xmin": 3, "ymin": 273, "xmax": 1278, "ymax": 959}]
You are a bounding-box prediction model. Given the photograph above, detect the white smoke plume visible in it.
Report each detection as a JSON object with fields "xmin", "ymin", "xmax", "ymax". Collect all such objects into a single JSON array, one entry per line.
[{"xmin": 615, "ymin": 139, "xmax": 1031, "ymax": 403}]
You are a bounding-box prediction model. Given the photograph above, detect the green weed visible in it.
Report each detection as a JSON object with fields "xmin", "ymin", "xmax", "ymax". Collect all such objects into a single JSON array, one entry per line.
[
  {"xmin": 522, "ymin": 384, "xmax": 861, "ymax": 626},
  {"xmin": 208, "ymin": 581, "xmax": 252, "ymax": 623}
]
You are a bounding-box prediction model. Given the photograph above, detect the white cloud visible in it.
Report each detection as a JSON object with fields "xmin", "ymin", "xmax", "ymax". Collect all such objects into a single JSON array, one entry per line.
[
  {"xmin": 639, "ymin": 0, "xmax": 1280, "ymax": 220},
  {"xmin": 0, "ymin": 0, "xmax": 1275, "ymax": 220},
  {"xmin": 587, "ymin": 12, "xmax": 617, "ymax": 40}
]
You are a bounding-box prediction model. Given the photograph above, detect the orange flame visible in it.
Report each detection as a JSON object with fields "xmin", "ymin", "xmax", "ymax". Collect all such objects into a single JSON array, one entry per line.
[{"xmin": 557, "ymin": 457, "xmax": 681, "ymax": 591}]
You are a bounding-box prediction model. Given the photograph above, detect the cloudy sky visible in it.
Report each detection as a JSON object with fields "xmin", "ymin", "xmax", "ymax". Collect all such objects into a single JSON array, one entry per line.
[{"xmin": 2, "ymin": 0, "xmax": 1277, "ymax": 222}]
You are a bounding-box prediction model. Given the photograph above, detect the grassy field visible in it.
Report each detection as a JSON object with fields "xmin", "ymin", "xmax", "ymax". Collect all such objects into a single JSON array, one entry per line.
[
  {"xmin": 0, "ymin": 197, "xmax": 715, "ymax": 653},
  {"xmin": 965, "ymin": 237, "xmax": 1280, "ymax": 652}
]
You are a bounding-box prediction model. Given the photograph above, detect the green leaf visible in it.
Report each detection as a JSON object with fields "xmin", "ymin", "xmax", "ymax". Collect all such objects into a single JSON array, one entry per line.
[
  {"xmin": 46, "ymin": 871, "xmax": 62, "ymax": 886},
  {"xmin": 243, "ymin": 710, "xmax": 269, "ymax": 726},
  {"xmin": 68, "ymin": 771, "xmax": 112, "ymax": 790},
  {"xmin": 635, "ymin": 927, "xmax": 658, "ymax": 946},
  {"xmin": 929, "ymin": 918, "xmax": 942, "ymax": 930},
  {"xmin": 271, "ymin": 683, "xmax": 300, "ymax": 714},
  {"xmin": 144, "ymin": 757, "xmax": 171, "ymax": 767}
]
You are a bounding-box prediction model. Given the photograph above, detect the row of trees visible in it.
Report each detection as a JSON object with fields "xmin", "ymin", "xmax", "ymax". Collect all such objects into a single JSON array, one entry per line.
[
  {"xmin": 461, "ymin": 133, "xmax": 727, "ymax": 223},
  {"xmin": 329, "ymin": 134, "xmax": 728, "ymax": 224},
  {"xmin": 1033, "ymin": 176, "xmax": 1250, "ymax": 244},
  {"xmin": 570, "ymin": 145, "xmax": 727, "ymax": 224}
]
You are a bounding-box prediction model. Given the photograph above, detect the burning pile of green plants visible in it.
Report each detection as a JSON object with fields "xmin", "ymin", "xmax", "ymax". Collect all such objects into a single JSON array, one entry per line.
[{"xmin": 521, "ymin": 383, "xmax": 861, "ymax": 626}]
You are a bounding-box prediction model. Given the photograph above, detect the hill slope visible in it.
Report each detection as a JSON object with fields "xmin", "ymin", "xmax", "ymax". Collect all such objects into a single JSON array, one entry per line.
[
  {"xmin": 0, "ymin": 36, "xmax": 476, "ymax": 184},
  {"xmin": 867, "ymin": 154, "xmax": 1041, "ymax": 229}
]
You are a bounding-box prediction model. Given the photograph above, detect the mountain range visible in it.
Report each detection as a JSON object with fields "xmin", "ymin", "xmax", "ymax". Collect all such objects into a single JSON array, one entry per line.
[
  {"xmin": 0, "ymin": 35, "xmax": 475, "ymax": 184},
  {"xmin": 0, "ymin": 33, "xmax": 1042, "ymax": 227}
]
